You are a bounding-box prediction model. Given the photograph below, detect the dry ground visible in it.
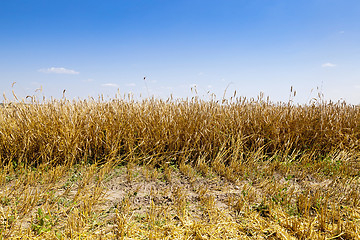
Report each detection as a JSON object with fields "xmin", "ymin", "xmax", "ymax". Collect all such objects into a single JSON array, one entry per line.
[{"xmin": 1, "ymin": 152, "xmax": 360, "ymax": 239}]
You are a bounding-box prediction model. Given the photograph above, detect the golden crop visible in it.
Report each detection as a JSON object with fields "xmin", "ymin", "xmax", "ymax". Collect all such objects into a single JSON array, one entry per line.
[
  {"xmin": 0, "ymin": 96, "xmax": 359, "ymax": 166},
  {"xmin": 0, "ymin": 95, "xmax": 359, "ymax": 239}
]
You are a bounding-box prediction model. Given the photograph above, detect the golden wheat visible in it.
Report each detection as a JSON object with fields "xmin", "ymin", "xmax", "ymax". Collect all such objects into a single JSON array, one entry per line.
[{"xmin": 0, "ymin": 94, "xmax": 359, "ymax": 239}]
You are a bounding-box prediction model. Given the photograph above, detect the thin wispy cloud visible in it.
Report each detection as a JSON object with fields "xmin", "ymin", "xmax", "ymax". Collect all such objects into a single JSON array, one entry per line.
[
  {"xmin": 38, "ymin": 67, "xmax": 79, "ymax": 74},
  {"xmin": 101, "ymin": 83, "xmax": 118, "ymax": 88},
  {"xmin": 126, "ymin": 83, "xmax": 136, "ymax": 87},
  {"xmin": 83, "ymin": 78, "xmax": 94, "ymax": 82},
  {"xmin": 322, "ymin": 63, "xmax": 336, "ymax": 68}
]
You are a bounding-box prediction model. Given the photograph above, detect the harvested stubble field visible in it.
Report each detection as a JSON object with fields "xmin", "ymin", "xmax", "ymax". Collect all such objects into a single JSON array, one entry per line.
[{"xmin": 0, "ymin": 94, "xmax": 360, "ymax": 239}]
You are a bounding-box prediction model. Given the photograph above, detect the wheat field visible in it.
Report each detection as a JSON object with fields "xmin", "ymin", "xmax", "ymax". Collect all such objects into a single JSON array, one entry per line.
[{"xmin": 0, "ymin": 93, "xmax": 359, "ymax": 239}]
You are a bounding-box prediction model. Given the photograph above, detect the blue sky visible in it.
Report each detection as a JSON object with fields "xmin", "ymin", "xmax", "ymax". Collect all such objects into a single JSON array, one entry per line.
[{"xmin": 1, "ymin": 0, "xmax": 360, "ymax": 103}]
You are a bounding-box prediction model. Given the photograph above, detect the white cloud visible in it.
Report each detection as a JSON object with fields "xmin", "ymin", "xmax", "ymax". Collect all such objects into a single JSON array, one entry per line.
[
  {"xmin": 322, "ymin": 63, "xmax": 336, "ymax": 68},
  {"xmin": 101, "ymin": 83, "xmax": 118, "ymax": 88},
  {"xmin": 126, "ymin": 83, "xmax": 136, "ymax": 87},
  {"xmin": 38, "ymin": 67, "xmax": 79, "ymax": 74}
]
